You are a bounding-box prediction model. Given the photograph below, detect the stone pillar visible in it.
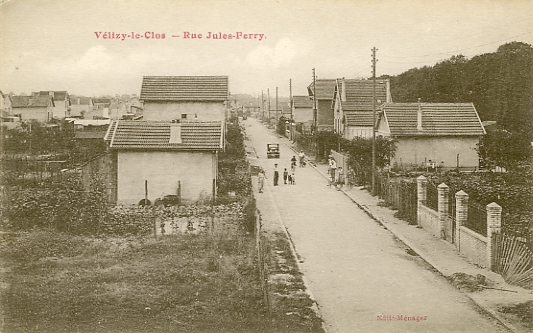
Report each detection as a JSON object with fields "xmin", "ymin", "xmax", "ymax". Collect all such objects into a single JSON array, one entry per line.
[
  {"xmin": 416, "ymin": 175, "xmax": 427, "ymax": 225},
  {"xmin": 486, "ymin": 202, "xmax": 502, "ymax": 270},
  {"xmin": 438, "ymin": 183, "xmax": 450, "ymax": 240},
  {"xmin": 455, "ymin": 190, "xmax": 469, "ymax": 252}
]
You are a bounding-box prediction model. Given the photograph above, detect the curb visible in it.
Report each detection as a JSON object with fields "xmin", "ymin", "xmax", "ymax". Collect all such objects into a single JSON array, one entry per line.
[{"xmin": 276, "ymin": 133, "xmax": 517, "ymax": 333}]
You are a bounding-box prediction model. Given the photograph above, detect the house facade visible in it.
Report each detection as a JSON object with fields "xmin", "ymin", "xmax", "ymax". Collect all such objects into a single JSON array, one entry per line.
[
  {"xmin": 37, "ymin": 91, "xmax": 70, "ymax": 119},
  {"xmin": 377, "ymin": 102, "xmax": 486, "ymax": 171},
  {"xmin": 307, "ymin": 79, "xmax": 336, "ymax": 131},
  {"xmin": 292, "ymin": 95, "xmax": 313, "ymax": 132},
  {"xmin": 70, "ymin": 96, "xmax": 93, "ymax": 118},
  {"xmin": 104, "ymin": 120, "xmax": 224, "ymax": 205},
  {"xmin": 140, "ymin": 76, "xmax": 229, "ymax": 122},
  {"xmin": 333, "ymin": 78, "xmax": 391, "ymax": 139},
  {"xmin": 11, "ymin": 95, "xmax": 54, "ymax": 122}
]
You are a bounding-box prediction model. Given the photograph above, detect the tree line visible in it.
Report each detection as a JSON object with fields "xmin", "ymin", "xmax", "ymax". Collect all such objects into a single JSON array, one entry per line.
[{"xmin": 386, "ymin": 41, "xmax": 533, "ymax": 170}]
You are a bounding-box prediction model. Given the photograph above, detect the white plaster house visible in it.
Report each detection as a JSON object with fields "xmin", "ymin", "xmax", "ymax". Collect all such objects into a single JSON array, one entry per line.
[
  {"xmin": 333, "ymin": 78, "xmax": 391, "ymax": 139},
  {"xmin": 104, "ymin": 120, "xmax": 224, "ymax": 205},
  {"xmin": 140, "ymin": 76, "xmax": 229, "ymax": 122},
  {"xmin": 377, "ymin": 102, "xmax": 486, "ymax": 171}
]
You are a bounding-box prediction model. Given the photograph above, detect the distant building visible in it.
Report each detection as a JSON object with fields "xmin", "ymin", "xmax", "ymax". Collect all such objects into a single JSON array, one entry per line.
[
  {"xmin": 377, "ymin": 102, "xmax": 486, "ymax": 171},
  {"xmin": 70, "ymin": 96, "xmax": 93, "ymax": 118},
  {"xmin": 292, "ymin": 95, "xmax": 313, "ymax": 132},
  {"xmin": 104, "ymin": 120, "xmax": 224, "ymax": 205},
  {"xmin": 11, "ymin": 95, "xmax": 54, "ymax": 122},
  {"xmin": 140, "ymin": 76, "xmax": 229, "ymax": 122},
  {"xmin": 37, "ymin": 91, "xmax": 70, "ymax": 119},
  {"xmin": 307, "ymin": 79, "xmax": 336, "ymax": 131},
  {"xmin": 333, "ymin": 78, "xmax": 391, "ymax": 139}
]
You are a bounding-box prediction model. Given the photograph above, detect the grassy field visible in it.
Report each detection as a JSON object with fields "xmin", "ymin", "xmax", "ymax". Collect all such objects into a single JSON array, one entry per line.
[{"xmin": 1, "ymin": 230, "xmax": 269, "ymax": 333}]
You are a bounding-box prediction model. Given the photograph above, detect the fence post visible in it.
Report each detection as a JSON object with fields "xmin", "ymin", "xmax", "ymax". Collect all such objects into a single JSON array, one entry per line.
[
  {"xmin": 486, "ymin": 202, "xmax": 502, "ymax": 270},
  {"xmin": 438, "ymin": 183, "xmax": 450, "ymax": 240},
  {"xmin": 416, "ymin": 175, "xmax": 427, "ymax": 226},
  {"xmin": 455, "ymin": 190, "xmax": 469, "ymax": 252}
]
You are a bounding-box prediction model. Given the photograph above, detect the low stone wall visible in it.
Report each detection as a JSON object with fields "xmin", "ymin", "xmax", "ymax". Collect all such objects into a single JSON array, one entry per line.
[
  {"xmin": 458, "ymin": 226, "xmax": 488, "ymax": 267},
  {"xmin": 419, "ymin": 204, "xmax": 440, "ymax": 238}
]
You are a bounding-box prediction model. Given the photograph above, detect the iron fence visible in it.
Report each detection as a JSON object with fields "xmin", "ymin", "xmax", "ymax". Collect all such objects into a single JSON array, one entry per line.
[
  {"xmin": 425, "ymin": 182, "xmax": 438, "ymax": 211},
  {"xmin": 465, "ymin": 200, "xmax": 487, "ymax": 236}
]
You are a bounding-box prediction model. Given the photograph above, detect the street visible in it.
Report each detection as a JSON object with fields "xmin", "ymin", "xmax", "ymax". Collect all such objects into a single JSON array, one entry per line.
[{"xmin": 244, "ymin": 118, "xmax": 505, "ymax": 333}]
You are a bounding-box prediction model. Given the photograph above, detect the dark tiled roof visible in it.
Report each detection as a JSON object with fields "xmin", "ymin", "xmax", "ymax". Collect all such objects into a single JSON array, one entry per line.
[
  {"xmin": 106, "ymin": 120, "xmax": 223, "ymax": 150},
  {"xmin": 341, "ymin": 79, "xmax": 388, "ymax": 111},
  {"xmin": 293, "ymin": 96, "xmax": 313, "ymax": 108},
  {"xmin": 345, "ymin": 111, "xmax": 374, "ymax": 127},
  {"xmin": 93, "ymin": 98, "xmax": 111, "ymax": 104},
  {"xmin": 140, "ymin": 76, "xmax": 229, "ymax": 101},
  {"xmin": 307, "ymin": 79, "xmax": 336, "ymax": 100},
  {"xmin": 39, "ymin": 91, "xmax": 68, "ymax": 101},
  {"xmin": 382, "ymin": 103, "xmax": 485, "ymax": 136},
  {"xmin": 12, "ymin": 96, "xmax": 53, "ymax": 108}
]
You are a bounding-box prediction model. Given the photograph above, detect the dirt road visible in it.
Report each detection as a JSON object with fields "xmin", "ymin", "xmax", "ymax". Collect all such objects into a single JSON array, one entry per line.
[{"xmin": 245, "ymin": 118, "xmax": 506, "ymax": 333}]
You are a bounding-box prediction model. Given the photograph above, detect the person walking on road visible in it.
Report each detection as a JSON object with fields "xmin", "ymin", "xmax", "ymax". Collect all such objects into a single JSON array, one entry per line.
[
  {"xmin": 257, "ymin": 168, "xmax": 266, "ymax": 193},
  {"xmin": 283, "ymin": 168, "xmax": 288, "ymax": 184},
  {"xmin": 290, "ymin": 156, "xmax": 297, "ymax": 172},
  {"xmin": 298, "ymin": 150, "xmax": 306, "ymax": 167},
  {"xmin": 273, "ymin": 164, "xmax": 279, "ymax": 186}
]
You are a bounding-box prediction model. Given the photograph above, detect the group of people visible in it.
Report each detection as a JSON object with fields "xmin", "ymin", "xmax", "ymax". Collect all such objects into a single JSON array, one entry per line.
[
  {"xmin": 328, "ymin": 156, "xmax": 344, "ymax": 190},
  {"xmin": 257, "ymin": 150, "xmax": 306, "ymax": 193}
]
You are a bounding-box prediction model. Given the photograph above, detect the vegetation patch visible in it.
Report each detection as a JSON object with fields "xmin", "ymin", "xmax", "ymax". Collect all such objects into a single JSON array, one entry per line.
[
  {"xmin": 499, "ymin": 301, "xmax": 533, "ymax": 330},
  {"xmin": 0, "ymin": 230, "xmax": 269, "ymax": 333}
]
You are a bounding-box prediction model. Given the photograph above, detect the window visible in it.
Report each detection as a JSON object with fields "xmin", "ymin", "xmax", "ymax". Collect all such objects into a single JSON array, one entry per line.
[{"xmin": 181, "ymin": 114, "xmax": 187, "ymax": 119}]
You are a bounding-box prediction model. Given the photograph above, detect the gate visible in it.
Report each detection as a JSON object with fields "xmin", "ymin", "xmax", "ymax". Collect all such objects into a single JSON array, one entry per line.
[{"xmin": 492, "ymin": 232, "xmax": 533, "ymax": 289}]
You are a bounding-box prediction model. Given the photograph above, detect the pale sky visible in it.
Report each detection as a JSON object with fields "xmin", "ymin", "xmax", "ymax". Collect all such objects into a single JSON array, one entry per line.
[{"xmin": 1, "ymin": 0, "xmax": 532, "ymax": 97}]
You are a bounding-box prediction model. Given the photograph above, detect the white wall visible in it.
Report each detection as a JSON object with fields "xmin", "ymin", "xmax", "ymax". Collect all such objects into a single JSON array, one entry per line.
[
  {"xmin": 143, "ymin": 101, "xmax": 225, "ymax": 122},
  {"xmin": 117, "ymin": 150, "xmax": 216, "ymax": 205}
]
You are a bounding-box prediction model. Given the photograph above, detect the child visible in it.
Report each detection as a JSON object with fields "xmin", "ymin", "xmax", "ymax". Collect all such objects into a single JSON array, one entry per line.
[
  {"xmin": 290, "ymin": 172, "xmax": 295, "ymax": 185},
  {"xmin": 283, "ymin": 168, "xmax": 288, "ymax": 184}
]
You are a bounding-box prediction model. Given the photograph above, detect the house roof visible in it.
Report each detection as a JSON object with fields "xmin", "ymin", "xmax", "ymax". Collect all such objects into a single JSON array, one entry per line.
[
  {"xmin": 344, "ymin": 111, "xmax": 374, "ymax": 127},
  {"xmin": 105, "ymin": 120, "xmax": 224, "ymax": 150},
  {"xmin": 140, "ymin": 76, "xmax": 229, "ymax": 102},
  {"xmin": 339, "ymin": 79, "xmax": 388, "ymax": 112},
  {"xmin": 293, "ymin": 96, "xmax": 313, "ymax": 108},
  {"xmin": 93, "ymin": 98, "xmax": 111, "ymax": 104},
  {"xmin": 12, "ymin": 95, "xmax": 54, "ymax": 108},
  {"xmin": 307, "ymin": 79, "xmax": 336, "ymax": 100},
  {"xmin": 381, "ymin": 102, "xmax": 485, "ymax": 137},
  {"xmin": 72, "ymin": 96, "xmax": 92, "ymax": 105},
  {"xmin": 39, "ymin": 91, "xmax": 68, "ymax": 101}
]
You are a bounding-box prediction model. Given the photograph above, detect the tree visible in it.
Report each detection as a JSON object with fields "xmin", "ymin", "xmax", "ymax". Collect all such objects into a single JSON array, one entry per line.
[{"xmin": 477, "ymin": 129, "xmax": 532, "ymax": 171}]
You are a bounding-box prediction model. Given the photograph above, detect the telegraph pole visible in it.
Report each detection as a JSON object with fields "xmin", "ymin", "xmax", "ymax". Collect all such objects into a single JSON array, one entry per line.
[
  {"xmin": 312, "ymin": 68, "xmax": 317, "ymax": 132},
  {"xmin": 371, "ymin": 47, "xmax": 378, "ymax": 196},
  {"xmin": 267, "ymin": 88, "xmax": 271, "ymax": 126},
  {"xmin": 275, "ymin": 86, "xmax": 279, "ymax": 123},
  {"xmin": 289, "ymin": 79, "xmax": 293, "ymax": 120},
  {"xmin": 261, "ymin": 90, "xmax": 264, "ymax": 121}
]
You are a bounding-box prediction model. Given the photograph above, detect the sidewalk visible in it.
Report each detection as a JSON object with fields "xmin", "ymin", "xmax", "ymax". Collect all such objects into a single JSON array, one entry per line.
[{"xmin": 276, "ymin": 133, "xmax": 533, "ymax": 333}]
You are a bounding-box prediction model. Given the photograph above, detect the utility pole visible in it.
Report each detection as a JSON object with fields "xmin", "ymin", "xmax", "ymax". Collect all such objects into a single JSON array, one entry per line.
[
  {"xmin": 267, "ymin": 88, "xmax": 271, "ymax": 126},
  {"xmin": 371, "ymin": 47, "xmax": 378, "ymax": 196},
  {"xmin": 261, "ymin": 90, "xmax": 264, "ymax": 121},
  {"xmin": 275, "ymin": 86, "xmax": 278, "ymax": 124},
  {"xmin": 312, "ymin": 68, "xmax": 317, "ymax": 132},
  {"xmin": 289, "ymin": 79, "xmax": 293, "ymax": 120},
  {"xmin": 312, "ymin": 68, "xmax": 318, "ymax": 161}
]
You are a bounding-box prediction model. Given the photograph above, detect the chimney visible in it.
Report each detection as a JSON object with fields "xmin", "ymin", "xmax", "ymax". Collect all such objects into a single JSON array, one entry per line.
[
  {"xmin": 386, "ymin": 79, "xmax": 391, "ymax": 102},
  {"xmin": 169, "ymin": 124, "xmax": 182, "ymax": 143},
  {"xmin": 417, "ymin": 98, "xmax": 423, "ymax": 130}
]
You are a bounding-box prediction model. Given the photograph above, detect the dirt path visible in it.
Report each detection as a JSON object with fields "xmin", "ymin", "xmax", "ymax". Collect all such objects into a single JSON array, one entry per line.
[{"xmin": 245, "ymin": 119, "xmax": 506, "ymax": 333}]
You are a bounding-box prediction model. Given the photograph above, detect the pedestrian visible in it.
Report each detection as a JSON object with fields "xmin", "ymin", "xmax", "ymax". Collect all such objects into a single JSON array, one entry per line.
[
  {"xmin": 283, "ymin": 168, "xmax": 288, "ymax": 184},
  {"xmin": 287, "ymin": 173, "xmax": 292, "ymax": 185},
  {"xmin": 290, "ymin": 156, "xmax": 297, "ymax": 172},
  {"xmin": 336, "ymin": 166, "xmax": 344, "ymax": 191},
  {"xmin": 298, "ymin": 150, "xmax": 305, "ymax": 167},
  {"xmin": 273, "ymin": 164, "xmax": 279, "ymax": 186},
  {"xmin": 330, "ymin": 158, "xmax": 337, "ymax": 181},
  {"xmin": 291, "ymin": 172, "xmax": 295, "ymax": 185},
  {"xmin": 257, "ymin": 168, "xmax": 266, "ymax": 193}
]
